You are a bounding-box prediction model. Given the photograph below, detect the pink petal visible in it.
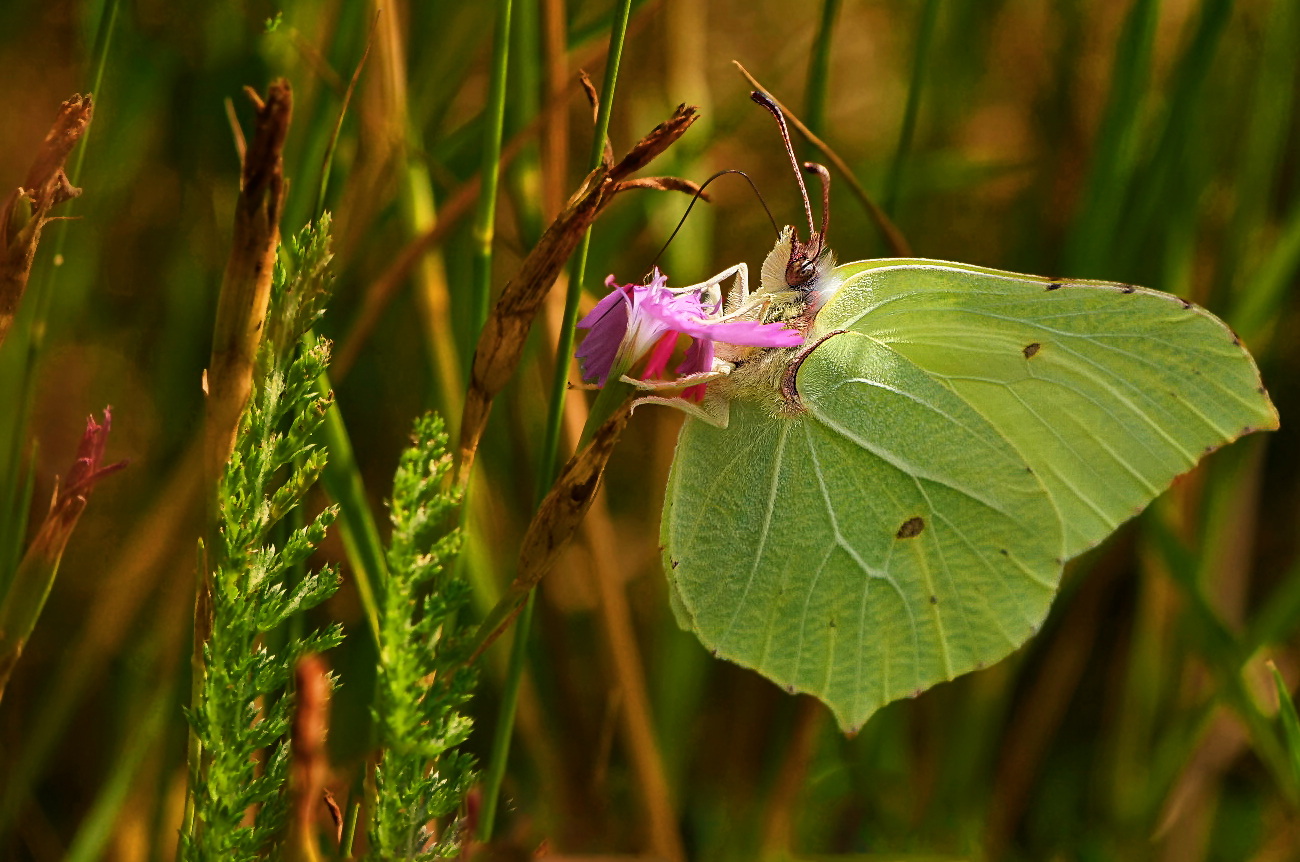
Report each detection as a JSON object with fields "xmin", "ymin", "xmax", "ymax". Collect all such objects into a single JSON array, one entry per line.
[{"xmin": 643, "ymin": 332, "xmax": 679, "ymax": 380}]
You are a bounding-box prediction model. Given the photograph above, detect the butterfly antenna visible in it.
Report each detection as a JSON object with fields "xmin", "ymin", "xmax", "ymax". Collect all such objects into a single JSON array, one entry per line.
[
  {"xmin": 803, "ymin": 162, "xmax": 830, "ymax": 241},
  {"xmin": 648, "ymin": 169, "xmax": 779, "ymax": 275},
  {"xmin": 750, "ymin": 90, "xmax": 816, "ymax": 242}
]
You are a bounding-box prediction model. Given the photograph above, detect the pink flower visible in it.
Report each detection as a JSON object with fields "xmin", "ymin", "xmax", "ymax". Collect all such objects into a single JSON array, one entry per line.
[{"xmin": 575, "ymin": 270, "xmax": 802, "ymax": 398}]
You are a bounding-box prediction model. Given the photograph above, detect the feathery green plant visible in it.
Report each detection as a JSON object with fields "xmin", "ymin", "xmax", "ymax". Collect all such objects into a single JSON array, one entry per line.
[
  {"xmin": 184, "ymin": 215, "xmax": 343, "ymax": 860},
  {"xmin": 368, "ymin": 413, "xmax": 476, "ymax": 859}
]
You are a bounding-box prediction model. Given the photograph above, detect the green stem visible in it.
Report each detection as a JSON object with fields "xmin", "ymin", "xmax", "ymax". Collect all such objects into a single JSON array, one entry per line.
[
  {"xmin": 537, "ymin": 0, "xmax": 634, "ymax": 490},
  {"xmin": 65, "ymin": 682, "xmax": 171, "ymax": 862},
  {"xmin": 317, "ymin": 374, "xmax": 385, "ymax": 646},
  {"xmin": 803, "ymin": 0, "xmax": 842, "ymax": 136},
  {"xmin": 470, "ymin": 0, "xmax": 516, "ymax": 348},
  {"xmin": 341, "ymin": 800, "xmax": 361, "ymax": 858},
  {"xmin": 883, "ymin": 0, "xmax": 941, "ymax": 218},
  {"xmin": 0, "ymin": 0, "xmax": 119, "ymax": 592},
  {"xmin": 479, "ymin": 0, "xmax": 634, "ymax": 841},
  {"xmin": 477, "ymin": 589, "xmax": 535, "ymax": 839}
]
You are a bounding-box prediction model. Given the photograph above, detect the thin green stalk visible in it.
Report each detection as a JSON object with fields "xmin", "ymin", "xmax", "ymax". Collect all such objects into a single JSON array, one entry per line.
[
  {"xmin": 882, "ymin": 0, "xmax": 941, "ymax": 218},
  {"xmin": 0, "ymin": 440, "xmax": 34, "ymax": 597},
  {"xmin": 317, "ymin": 382, "xmax": 385, "ymax": 646},
  {"xmin": 1271, "ymin": 663, "xmax": 1300, "ymax": 789},
  {"xmin": 803, "ymin": 0, "xmax": 841, "ymax": 136},
  {"xmin": 508, "ymin": 0, "xmax": 545, "ymax": 249},
  {"xmin": 477, "ymin": 589, "xmax": 535, "ymax": 839},
  {"xmin": 65, "ymin": 683, "xmax": 171, "ymax": 862},
  {"xmin": 313, "ymin": 19, "xmax": 374, "ymax": 224},
  {"xmin": 1112, "ymin": 0, "xmax": 1235, "ymax": 275},
  {"xmin": 479, "ymin": 0, "xmax": 634, "ymax": 840},
  {"xmin": 341, "ymin": 801, "xmax": 360, "ymax": 858},
  {"xmin": 470, "ymin": 0, "xmax": 516, "ymax": 347},
  {"xmin": 0, "ymin": 0, "xmax": 119, "ymax": 593},
  {"xmin": 537, "ymin": 0, "xmax": 633, "ymax": 492},
  {"xmin": 303, "ymin": 29, "xmax": 384, "ymax": 648},
  {"xmin": 1061, "ymin": 0, "xmax": 1160, "ymax": 274},
  {"xmin": 1145, "ymin": 513, "xmax": 1299, "ymax": 805},
  {"xmin": 535, "ymin": 229, "xmax": 592, "ymax": 475}
]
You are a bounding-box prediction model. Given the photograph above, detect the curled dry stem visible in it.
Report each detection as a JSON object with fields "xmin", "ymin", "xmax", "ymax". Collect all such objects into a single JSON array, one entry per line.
[
  {"xmin": 468, "ymin": 399, "xmax": 633, "ymax": 663},
  {"xmin": 455, "ymin": 103, "xmax": 699, "ymax": 486},
  {"xmin": 0, "ymin": 94, "xmax": 94, "ymax": 346}
]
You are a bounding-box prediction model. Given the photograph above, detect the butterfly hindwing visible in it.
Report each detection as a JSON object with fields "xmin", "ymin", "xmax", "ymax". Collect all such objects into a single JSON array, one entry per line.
[{"xmin": 663, "ymin": 330, "xmax": 1063, "ymax": 733}]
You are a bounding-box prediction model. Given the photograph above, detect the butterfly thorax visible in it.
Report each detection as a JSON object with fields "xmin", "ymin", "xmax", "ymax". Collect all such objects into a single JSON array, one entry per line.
[{"xmin": 711, "ymin": 228, "xmax": 840, "ymax": 413}]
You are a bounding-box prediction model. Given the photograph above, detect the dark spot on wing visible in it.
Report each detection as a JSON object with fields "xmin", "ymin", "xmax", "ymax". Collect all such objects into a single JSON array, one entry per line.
[
  {"xmin": 829, "ymin": 617, "xmax": 837, "ymax": 629},
  {"xmin": 896, "ymin": 517, "xmax": 925, "ymax": 539},
  {"xmin": 671, "ymin": 559, "xmax": 679, "ymax": 569},
  {"xmin": 929, "ymin": 595, "xmax": 938, "ymax": 605},
  {"xmin": 975, "ymin": 661, "xmax": 985, "ymax": 670},
  {"xmin": 785, "ymin": 684, "xmax": 796, "ymax": 694},
  {"xmin": 1023, "ymin": 342, "xmax": 1041, "ymax": 359},
  {"xmin": 710, "ymin": 648, "xmax": 719, "ymax": 657},
  {"xmin": 999, "ymin": 548, "xmax": 1009, "ymax": 556},
  {"xmin": 1203, "ymin": 445, "xmax": 1215, "ymax": 455},
  {"xmin": 910, "ymin": 688, "xmax": 923, "ymax": 699},
  {"xmin": 1257, "ymin": 385, "xmax": 1266, "ymax": 395},
  {"xmin": 1242, "ymin": 426, "xmax": 1255, "ymax": 437},
  {"xmin": 1026, "ymin": 466, "xmax": 1034, "ymax": 474},
  {"xmin": 1180, "ymin": 298, "xmax": 1193, "ymax": 310},
  {"xmin": 1046, "ymin": 282, "xmax": 1062, "ymax": 291},
  {"xmin": 1120, "ymin": 284, "xmax": 1136, "ymax": 294}
]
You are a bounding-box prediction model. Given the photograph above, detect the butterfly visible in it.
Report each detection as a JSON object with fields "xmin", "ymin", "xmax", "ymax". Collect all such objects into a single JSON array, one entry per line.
[{"xmin": 655, "ymin": 93, "xmax": 1279, "ymax": 734}]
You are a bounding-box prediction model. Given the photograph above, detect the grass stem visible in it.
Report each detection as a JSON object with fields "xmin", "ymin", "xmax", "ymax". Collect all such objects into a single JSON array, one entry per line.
[
  {"xmin": 470, "ymin": 0, "xmax": 516, "ymax": 348},
  {"xmin": 882, "ymin": 0, "xmax": 941, "ymax": 218},
  {"xmin": 803, "ymin": 0, "xmax": 841, "ymax": 136},
  {"xmin": 480, "ymin": 2, "xmax": 634, "ymax": 837}
]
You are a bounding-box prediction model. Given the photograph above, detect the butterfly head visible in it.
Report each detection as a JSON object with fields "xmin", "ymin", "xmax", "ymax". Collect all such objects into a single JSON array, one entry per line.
[{"xmin": 750, "ymin": 91, "xmax": 835, "ymax": 295}]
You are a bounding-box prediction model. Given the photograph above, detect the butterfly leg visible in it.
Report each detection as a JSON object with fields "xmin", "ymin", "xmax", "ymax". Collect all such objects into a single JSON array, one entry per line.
[
  {"xmin": 631, "ymin": 392, "xmax": 731, "ymax": 428},
  {"xmin": 619, "ymin": 363, "xmax": 733, "ymax": 392},
  {"xmin": 673, "ymin": 263, "xmax": 750, "ymax": 314}
]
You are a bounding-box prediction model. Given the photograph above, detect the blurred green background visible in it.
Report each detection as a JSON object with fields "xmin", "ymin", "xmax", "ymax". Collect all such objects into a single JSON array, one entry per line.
[{"xmin": 2, "ymin": 0, "xmax": 1299, "ymax": 859}]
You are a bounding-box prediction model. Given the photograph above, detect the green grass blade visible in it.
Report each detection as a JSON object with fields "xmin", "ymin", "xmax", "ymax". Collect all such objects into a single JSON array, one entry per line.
[
  {"xmin": 0, "ymin": 441, "xmax": 34, "ymax": 597},
  {"xmin": 64, "ymin": 683, "xmax": 171, "ymax": 862},
  {"xmin": 803, "ymin": 0, "xmax": 842, "ymax": 136},
  {"xmin": 1218, "ymin": 0, "xmax": 1300, "ymax": 303},
  {"xmin": 0, "ymin": 0, "xmax": 118, "ymax": 596},
  {"xmin": 1230, "ymin": 193, "xmax": 1300, "ymax": 345},
  {"xmin": 469, "ymin": 0, "xmax": 515, "ymax": 348},
  {"xmin": 882, "ymin": 0, "xmax": 942, "ymax": 218},
  {"xmin": 317, "ymin": 380, "xmax": 385, "ymax": 646},
  {"xmin": 1062, "ymin": 0, "xmax": 1160, "ymax": 274},
  {"xmin": 1111, "ymin": 0, "xmax": 1235, "ymax": 275},
  {"xmin": 477, "ymin": 589, "xmax": 535, "ymax": 841},
  {"xmin": 479, "ymin": 0, "xmax": 635, "ymax": 840},
  {"xmin": 1270, "ymin": 662, "xmax": 1300, "ymax": 791}
]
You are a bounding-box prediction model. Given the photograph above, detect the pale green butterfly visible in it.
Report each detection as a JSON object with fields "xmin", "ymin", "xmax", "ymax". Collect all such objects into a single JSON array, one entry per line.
[{"xmin": 655, "ymin": 93, "xmax": 1279, "ymax": 734}]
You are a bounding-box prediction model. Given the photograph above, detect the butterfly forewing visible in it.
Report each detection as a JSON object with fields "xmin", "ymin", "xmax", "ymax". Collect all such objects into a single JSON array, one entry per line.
[
  {"xmin": 663, "ymin": 332, "xmax": 1063, "ymax": 733},
  {"xmin": 813, "ymin": 260, "xmax": 1280, "ymax": 560}
]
